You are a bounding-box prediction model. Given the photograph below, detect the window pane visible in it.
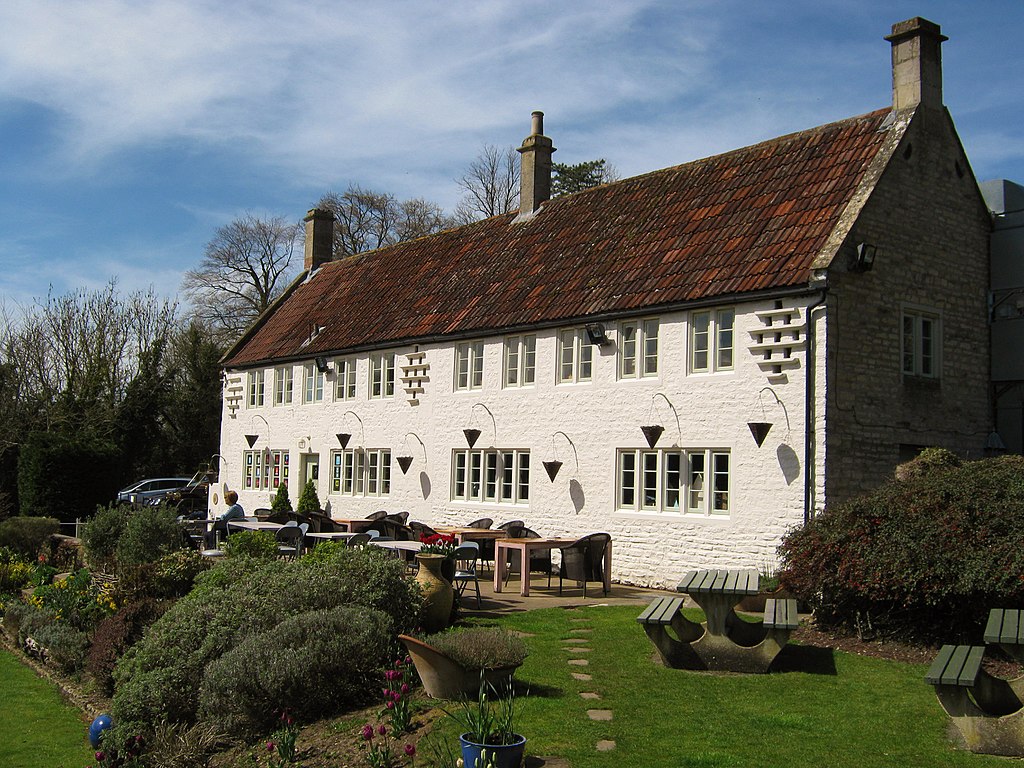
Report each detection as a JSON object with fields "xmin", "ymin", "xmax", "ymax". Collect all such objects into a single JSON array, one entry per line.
[
  {"xmin": 712, "ymin": 452, "xmax": 730, "ymax": 513},
  {"xmin": 920, "ymin": 317, "xmax": 934, "ymax": 376},
  {"xmin": 641, "ymin": 451, "xmax": 658, "ymax": 509},
  {"xmin": 454, "ymin": 452, "xmax": 466, "ymax": 499},
  {"xmin": 385, "ymin": 355, "xmax": 395, "ymax": 396},
  {"xmin": 692, "ymin": 312, "xmax": 710, "ymax": 371},
  {"xmin": 620, "ymin": 323, "xmax": 637, "ymax": 377},
  {"xmin": 559, "ymin": 330, "xmax": 574, "ymax": 382},
  {"xmin": 643, "ymin": 319, "xmax": 659, "ymax": 375},
  {"xmin": 472, "ymin": 342, "xmax": 484, "ymax": 388},
  {"xmin": 688, "ymin": 453, "xmax": 705, "ymax": 513},
  {"xmin": 470, "ymin": 452, "xmax": 482, "ymax": 500},
  {"xmin": 331, "ymin": 452, "xmax": 342, "ymax": 493},
  {"xmin": 579, "ymin": 332, "xmax": 593, "ymax": 381},
  {"xmin": 517, "ymin": 452, "xmax": 530, "ymax": 501},
  {"xmin": 381, "ymin": 451, "xmax": 391, "ymax": 495},
  {"xmin": 619, "ymin": 451, "xmax": 636, "ymax": 508},
  {"xmin": 501, "ymin": 451, "xmax": 514, "ymax": 501},
  {"xmin": 523, "ymin": 336, "xmax": 536, "ymax": 385},
  {"xmin": 457, "ymin": 345, "xmax": 469, "ymax": 389},
  {"xmin": 664, "ymin": 452, "xmax": 681, "ymax": 509},
  {"xmin": 484, "ymin": 452, "xmax": 498, "ymax": 501},
  {"xmin": 505, "ymin": 338, "xmax": 519, "ymax": 386},
  {"xmin": 717, "ymin": 309, "xmax": 734, "ymax": 370}
]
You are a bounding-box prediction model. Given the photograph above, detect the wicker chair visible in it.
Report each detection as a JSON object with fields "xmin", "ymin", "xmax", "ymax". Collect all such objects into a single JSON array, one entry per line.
[{"xmin": 557, "ymin": 532, "xmax": 611, "ymax": 597}]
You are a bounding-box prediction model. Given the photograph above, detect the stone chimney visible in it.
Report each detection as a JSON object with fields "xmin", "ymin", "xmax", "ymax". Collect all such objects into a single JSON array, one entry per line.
[
  {"xmin": 517, "ymin": 111, "xmax": 556, "ymax": 216},
  {"xmin": 885, "ymin": 17, "xmax": 948, "ymax": 111},
  {"xmin": 303, "ymin": 208, "xmax": 335, "ymax": 271}
]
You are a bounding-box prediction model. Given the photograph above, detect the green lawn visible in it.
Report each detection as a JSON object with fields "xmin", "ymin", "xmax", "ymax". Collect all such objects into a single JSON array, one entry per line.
[
  {"xmin": 450, "ymin": 605, "xmax": 1006, "ymax": 768},
  {"xmin": 0, "ymin": 649, "xmax": 94, "ymax": 768}
]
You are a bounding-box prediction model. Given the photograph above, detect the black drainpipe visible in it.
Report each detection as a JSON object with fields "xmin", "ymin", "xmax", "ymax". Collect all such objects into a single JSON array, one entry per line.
[{"xmin": 803, "ymin": 289, "xmax": 829, "ymax": 524}]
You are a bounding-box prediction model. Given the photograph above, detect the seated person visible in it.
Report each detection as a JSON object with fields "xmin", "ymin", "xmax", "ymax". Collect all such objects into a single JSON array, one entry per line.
[{"xmin": 205, "ymin": 491, "xmax": 245, "ymax": 548}]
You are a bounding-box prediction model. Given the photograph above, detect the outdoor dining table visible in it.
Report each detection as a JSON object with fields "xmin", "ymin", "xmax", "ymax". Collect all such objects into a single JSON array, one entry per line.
[
  {"xmin": 328, "ymin": 518, "xmax": 379, "ymax": 533},
  {"xmin": 227, "ymin": 520, "xmax": 285, "ymax": 532},
  {"xmin": 677, "ymin": 568, "xmax": 761, "ymax": 636},
  {"xmin": 305, "ymin": 531, "xmax": 360, "ymax": 541},
  {"xmin": 434, "ymin": 527, "xmax": 508, "ymax": 544},
  {"xmin": 369, "ymin": 539, "xmax": 424, "ymax": 553},
  {"xmin": 493, "ymin": 536, "xmax": 579, "ymax": 597}
]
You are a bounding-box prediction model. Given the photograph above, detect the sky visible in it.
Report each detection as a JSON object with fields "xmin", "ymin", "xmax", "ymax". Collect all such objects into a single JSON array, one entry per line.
[{"xmin": 1, "ymin": 0, "xmax": 1022, "ymax": 312}]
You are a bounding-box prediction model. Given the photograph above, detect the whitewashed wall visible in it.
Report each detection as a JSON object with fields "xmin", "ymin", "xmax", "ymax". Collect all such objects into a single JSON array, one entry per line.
[{"xmin": 217, "ymin": 297, "xmax": 821, "ymax": 589}]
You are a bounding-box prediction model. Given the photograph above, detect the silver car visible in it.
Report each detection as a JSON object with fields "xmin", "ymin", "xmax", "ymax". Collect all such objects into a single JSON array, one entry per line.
[{"xmin": 117, "ymin": 477, "xmax": 192, "ymax": 505}]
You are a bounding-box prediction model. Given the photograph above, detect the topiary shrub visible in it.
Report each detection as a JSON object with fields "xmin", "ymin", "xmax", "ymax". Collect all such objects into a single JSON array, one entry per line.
[
  {"xmin": 270, "ymin": 483, "xmax": 292, "ymax": 515},
  {"xmin": 199, "ymin": 605, "xmax": 393, "ymax": 734},
  {"xmin": 116, "ymin": 506, "xmax": 184, "ymax": 569},
  {"xmin": 112, "ymin": 545, "xmax": 420, "ymax": 731},
  {"xmin": 223, "ymin": 530, "xmax": 278, "ymax": 560},
  {"xmin": 295, "ymin": 479, "xmax": 320, "ymax": 517},
  {"xmin": 82, "ymin": 504, "xmax": 130, "ymax": 571},
  {"xmin": 779, "ymin": 454, "xmax": 1024, "ymax": 644},
  {"xmin": 0, "ymin": 516, "xmax": 60, "ymax": 559}
]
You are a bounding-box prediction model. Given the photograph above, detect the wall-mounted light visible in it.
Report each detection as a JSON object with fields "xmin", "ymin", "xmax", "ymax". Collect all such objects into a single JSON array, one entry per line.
[
  {"xmin": 853, "ymin": 242, "xmax": 877, "ymax": 272},
  {"xmin": 585, "ymin": 322, "xmax": 612, "ymax": 346},
  {"xmin": 315, "ymin": 356, "xmax": 331, "ymax": 373}
]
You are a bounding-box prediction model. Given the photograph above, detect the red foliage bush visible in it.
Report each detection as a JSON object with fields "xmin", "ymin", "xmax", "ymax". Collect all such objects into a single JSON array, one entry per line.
[{"xmin": 86, "ymin": 598, "xmax": 170, "ymax": 695}]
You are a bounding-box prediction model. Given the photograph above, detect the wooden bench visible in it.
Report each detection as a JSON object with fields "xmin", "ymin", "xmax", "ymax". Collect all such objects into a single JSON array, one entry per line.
[
  {"xmin": 925, "ymin": 644, "xmax": 985, "ymax": 688},
  {"xmin": 763, "ymin": 598, "xmax": 800, "ymax": 630},
  {"xmin": 636, "ymin": 596, "xmax": 685, "ymax": 627}
]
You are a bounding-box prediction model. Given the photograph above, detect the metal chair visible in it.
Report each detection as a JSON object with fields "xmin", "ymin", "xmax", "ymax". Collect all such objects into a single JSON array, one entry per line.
[
  {"xmin": 276, "ymin": 522, "xmax": 308, "ymax": 558},
  {"xmin": 385, "ymin": 511, "xmax": 410, "ymax": 524},
  {"xmin": 410, "ymin": 520, "xmax": 439, "ymax": 540},
  {"xmin": 346, "ymin": 532, "xmax": 371, "ymax": 547},
  {"xmin": 503, "ymin": 527, "xmax": 552, "ymax": 588},
  {"xmin": 466, "ymin": 517, "xmax": 493, "ymax": 529},
  {"xmin": 365, "ymin": 510, "xmax": 389, "ymax": 521},
  {"xmin": 558, "ymin": 532, "xmax": 611, "ymax": 597},
  {"xmin": 451, "ymin": 542, "xmax": 482, "ymax": 608}
]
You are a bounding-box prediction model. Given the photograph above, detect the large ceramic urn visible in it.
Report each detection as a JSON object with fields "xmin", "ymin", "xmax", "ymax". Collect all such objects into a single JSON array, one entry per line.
[{"xmin": 414, "ymin": 553, "xmax": 454, "ymax": 632}]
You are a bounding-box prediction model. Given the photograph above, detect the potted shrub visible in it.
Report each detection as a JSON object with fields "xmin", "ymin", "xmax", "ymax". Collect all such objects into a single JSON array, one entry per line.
[
  {"xmin": 399, "ymin": 627, "xmax": 528, "ymax": 699},
  {"xmin": 443, "ymin": 673, "xmax": 526, "ymax": 768}
]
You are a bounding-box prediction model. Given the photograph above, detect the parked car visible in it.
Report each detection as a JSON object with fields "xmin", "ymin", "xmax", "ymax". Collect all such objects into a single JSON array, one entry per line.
[
  {"xmin": 164, "ymin": 469, "xmax": 217, "ymax": 517},
  {"xmin": 117, "ymin": 477, "xmax": 192, "ymax": 505}
]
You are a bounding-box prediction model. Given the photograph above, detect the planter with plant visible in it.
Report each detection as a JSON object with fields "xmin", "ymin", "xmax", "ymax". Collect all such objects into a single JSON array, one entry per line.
[
  {"xmin": 442, "ymin": 674, "xmax": 526, "ymax": 768},
  {"xmin": 399, "ymin": 627, "xmax": 528, "ymax": 699}
]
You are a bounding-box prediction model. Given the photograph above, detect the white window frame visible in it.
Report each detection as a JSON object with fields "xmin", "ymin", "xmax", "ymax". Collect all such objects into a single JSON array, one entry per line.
[
  {"xmin": 616, "ymin": 448, "xmax": 730, "ymax": 516},
  {"xmin": 330, "ymin": 448, "xmax": 391, "ymax": 497},
  {"xmin": 370, "ymin": 352, "xmax": 396, "ymax": 399},
  {"xmin": 618, "ymin": 318, "xmax": 660, "ymax": 379},
  {"xmin": 243, "ymin": 449, "xmax": 289, "ymax": 490},
  {"xmin": 455, "ymin": 341, "xmax": 485, "ymax": 391},
  {"xmin": 690, "ymin": 308, "xmax": 735, "ymax": 373},
  {"xmin": 451, "ymin": 449, "xmax": 530, "ymax": 504},
  {"xmin": 303, "ymin": 363, "xmax": 324, "ymax": 403},
  {"xmin": 247, "ymin": 370, "xmax": 265, "ymax": 408},
  {"xmin": 557, "ymin": 328, "xmax": 594, "ymax": 384},
  {"xmin": 334, "ymin": 357, "xmax": 356, "ymax": 400},
  {"xmin": 503, "ymin": 334, "xmax": 537, "ymax": 388},
  {"xmin": 901, "ymin": 306, "xmax": 940, "ymax": 379},
  {"xmin": 273, "ymin": 366, "xmax": 293, "ymax": 406}
]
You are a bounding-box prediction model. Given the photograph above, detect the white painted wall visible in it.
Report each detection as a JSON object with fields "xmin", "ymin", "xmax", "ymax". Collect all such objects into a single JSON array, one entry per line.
[{"xmin": 217, "ymin": 297, "xmax": 817, "ymax": 589}]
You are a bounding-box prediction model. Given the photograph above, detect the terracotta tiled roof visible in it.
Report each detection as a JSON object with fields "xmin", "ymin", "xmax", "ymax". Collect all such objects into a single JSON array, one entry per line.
[{"xmin": 225, "ymin": 108, "xmax": 894, "ymax": 367}]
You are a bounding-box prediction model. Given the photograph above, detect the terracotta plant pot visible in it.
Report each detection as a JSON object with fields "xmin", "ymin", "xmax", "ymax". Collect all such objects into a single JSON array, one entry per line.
[
  {"xmin": 399, "ymin": 634, "xmax": 521, "ymax": 699},
  {"xmin": 414, "ymin": 553, "xmax": 454, "ymax": 632}
]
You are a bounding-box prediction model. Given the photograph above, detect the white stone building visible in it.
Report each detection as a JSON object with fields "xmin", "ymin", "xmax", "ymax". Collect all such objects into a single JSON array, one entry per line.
[{"xmin": 215, "ymin": 18, "xmax": 991, "ymax": 588}]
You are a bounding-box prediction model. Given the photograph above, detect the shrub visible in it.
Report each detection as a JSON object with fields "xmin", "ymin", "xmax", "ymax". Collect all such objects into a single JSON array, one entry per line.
[
  {"xmin": 199, "ymin": 605, "xmax": 393, "ymax": 733},
  {"xmin": 116, "ymin": 506, "xmax": 185, "ymax": 569},
  {"xmin": 31, "ymin": 621, "xmax": 89, "ymax": 674},
  {"xmin": 0, "ymin": 516, "xmax": 60, "ymax": 559},
  {"xmin": 82, "ymin": 504, "xmax": 130, "ymax": 571},
  {"xmin": 295, "ymin": 479, "xmax": 321, "ymax": 517},
  {"xmin": 270, "ymin": 483, "xmax": 292, "ymax": 515},
  {"xmin": 779, "ymin": 454, "xmax": 1024, "ymax": 643},
  {"xmin": 112, "ymin": 546, "xmax": 420, "ymax": 730},
  {"xmin": 30, "ymin": 568, "xmax": 116, "ymax": 631},
  {"xmin": 0, "ymin": 548, "xmax": 33, "ymax": 592},
  {"xmin": 2, "ymin": 599, "xmax": 42, "ymax": 639},
  {"xmin": 87, "ymin": 598, "xmax": 171, "ymax": 696},
  {"xmin": 222, "ymin": 530, "xmax": 277, "ymax": 560},
  {"xmin": 894, "ymin": 446, "xmax": 962, "ymax": 482},
  {"xmin": 424, "ymin": 627, "xmax": 529, "ymax": 669}
]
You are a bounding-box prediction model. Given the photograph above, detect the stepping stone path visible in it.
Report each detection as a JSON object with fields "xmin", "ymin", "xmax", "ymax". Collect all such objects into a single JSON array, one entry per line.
[{"xmin": 563, "ymin": 608, "xmax": 615, "ymax": 752}]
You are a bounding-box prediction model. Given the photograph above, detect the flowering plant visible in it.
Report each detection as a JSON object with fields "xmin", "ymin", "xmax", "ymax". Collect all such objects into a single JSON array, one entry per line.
[
  {"xmin": 419, "ymin": 533, "xmax": 457, "ymax": 558},
  {"xmin": 381, "ymin": 656, "xmax": 416, "ymax": 733},
  {"xmin": 89, "ymin": 732, "xmax": 145, "ymax": 767},
  {"xmin": 266, "ymin": 710, "xmax": 299, "ymax": 767},
  {"xmin": 442, "ymin": 672, "xmax": 520, "ymax": 746},
  {"xmin": 31, "ymin": 568, "xmax": 115, "ymax": 630},
  {"xmin": 360, "ymin": 722, "xmax": 416, "ymax": 768}
]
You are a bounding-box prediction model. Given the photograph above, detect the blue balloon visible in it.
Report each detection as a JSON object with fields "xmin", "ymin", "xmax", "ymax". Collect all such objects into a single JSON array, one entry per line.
[{"xmin": 88, "ymin": 714, "xmax": 113, "ymax": 748}]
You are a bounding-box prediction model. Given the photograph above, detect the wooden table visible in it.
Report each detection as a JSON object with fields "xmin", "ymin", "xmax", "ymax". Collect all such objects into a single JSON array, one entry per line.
[
  {"xmin": 434, "ymin": 527, "xmax": 508, "ymax": 544},
  {"xmin": 493, "ymin": 537, "xmax": 577, "ymax": 597},
  {"xmin": 329, "ymin": 518, "xmax": 379, "ymax": 533}
]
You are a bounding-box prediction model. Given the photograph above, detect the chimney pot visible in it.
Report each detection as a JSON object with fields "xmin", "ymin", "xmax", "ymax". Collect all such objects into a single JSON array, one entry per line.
[
  {"xmin": 885, "ymin": 17, "xmax": 947, "ymax": 111},
  {"xmin": 517, "ymin": 111, "xmax": 556, "ymax": 217},
  {"xmin": 304, "ymin": 208, "xmax": 335, "ymax": 271}
]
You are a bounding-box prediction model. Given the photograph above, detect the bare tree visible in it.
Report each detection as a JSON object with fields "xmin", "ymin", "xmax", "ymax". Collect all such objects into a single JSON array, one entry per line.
[
  {"xmin": 182, "ymin": 214, "xmax": 302, "ymax": 342},
  {"xmin": 317, "ymin": 186, "xmax": 454, "ymax": 258},
  {"xmin": 454, "ymin": 144, "xmax": 520, "ymax": 223}
]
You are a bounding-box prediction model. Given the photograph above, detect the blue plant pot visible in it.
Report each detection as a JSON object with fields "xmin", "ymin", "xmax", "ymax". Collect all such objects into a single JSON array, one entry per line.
[
  {"xmin": 459, "ymin": 733, "xmax": 526, "ymax": 768},
  {"xmin": 88, "ymin": 714, "xmax": 113, "ymax": 747}
]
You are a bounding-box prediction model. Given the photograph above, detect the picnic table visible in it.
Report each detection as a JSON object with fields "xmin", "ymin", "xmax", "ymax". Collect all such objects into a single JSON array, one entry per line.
[
  {"xmin": 985, "ymin": 609, "xmax": 1024, "ymax": 666},
  {"xmin": 636, "ymin": 568, "xmax": 798, "ymax": 673}
]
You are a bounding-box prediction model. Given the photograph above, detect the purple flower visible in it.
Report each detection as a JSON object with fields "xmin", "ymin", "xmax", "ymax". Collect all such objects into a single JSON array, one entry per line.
[
  {"xmin": 405, "ymin": 743, "xmax": 417, "ymax": 757},
  {"xmin": 362, "ymin": 724, "xmax": 374, "ymax": 741},
  {"xmin": 378, "ymin": 724, "xmax": 388, "ymax": 736},
  {"xmin": 386, "ymin": 700, "xmax": 395, "ymax": 709},
  {"xmin": 401, "ymin": 683, "xmax": 410, "ymax": 694},
  {"xmin": 267, "ymin": 741, "xmax": 276, "ymax": 752},
  {"xmin": 95, "ymin": 752, "xmax": 105, "ymax": 761}
]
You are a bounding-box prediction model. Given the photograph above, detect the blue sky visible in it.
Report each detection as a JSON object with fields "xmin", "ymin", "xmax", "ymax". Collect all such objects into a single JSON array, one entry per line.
[{"xmin": 1, "ymin": 1, "xmax": 1022, "ymax": 311}]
